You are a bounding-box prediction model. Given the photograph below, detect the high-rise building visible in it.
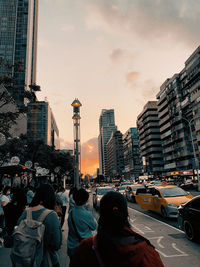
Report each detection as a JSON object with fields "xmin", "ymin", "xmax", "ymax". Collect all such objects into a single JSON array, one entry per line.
[
  {"xmin": 137, "ymin": 101, "xmax": 163, "ymax": 178},
  {"xmin": 156, "ymin": 46, "xmax": 200, "ymax": 177},
  {"xmin": 98, "ymin": 109, "xmax": 117, "ymax": 177},
  {"xmin": 106, "ymin": 130, "xmax": 124, "ymax": 178},
  {"xmin": 0, "ymin": 0, "xmax": 39, "ymax": 106},
  {"xmin": 27, "ymin": 101, "xmax": 60, "ymax": 149},
  {"xmin": 123, "ymin": 128, "xmax": 142, "ymax": 180}
]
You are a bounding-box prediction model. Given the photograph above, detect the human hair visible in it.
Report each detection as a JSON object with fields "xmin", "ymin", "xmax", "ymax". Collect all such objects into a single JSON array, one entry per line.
[
  {"xmin": 30, "ymin": 184, "xmax": 55, "ymax": 210},
  {"xmin": 52, "ymin": 183, "xmax": 58, "ymax": 192},
  {"xmin": 69, "ymin": 186, "xmax": 78, "ymax": 197},
  {"xmin": 98, "ymin": 191, "xmax": 130, "ymax": 234},
  {"xmin": 73, "ymin": 188, "xmax": 89, "ymax": 206},
  {"xmin": 11, "ymin": 188, "xmax": 27, "ymax": 209},
  {"xmin": 97, "ymin": 192, "xmax": 130, "ymax": 266},
  {"xmin": 3, "ymin": 186, "xmax": 11, "ymax": 195},
  {"xmin": 59, "ymin": 186, "xmax": 65, "ymax": 192}
]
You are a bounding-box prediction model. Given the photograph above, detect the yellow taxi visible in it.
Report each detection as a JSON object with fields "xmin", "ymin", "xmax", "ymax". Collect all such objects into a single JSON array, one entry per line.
[{"xmin": 135, "ymin": 184, "xmax": 193, "ymax": 218}]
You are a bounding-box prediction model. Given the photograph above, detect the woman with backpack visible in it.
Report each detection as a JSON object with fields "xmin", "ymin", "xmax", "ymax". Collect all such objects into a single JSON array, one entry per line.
[
  {"xmin": 69, "ymin": 191, "xmax": 164, "ymax": 267},
  {"xmin": 13, "ymin": 184, "xmax": 62, "ymax": 267}
]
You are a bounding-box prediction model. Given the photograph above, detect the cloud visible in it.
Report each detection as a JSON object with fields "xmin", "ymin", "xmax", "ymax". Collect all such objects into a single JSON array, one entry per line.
[
  {"xmin": 126, "ymin": 72, "xmax": 139, "ymax": 88},
  {"xmin": 110, "ymin": 48, "xmax": 132, "ymax": 65},
  {"xmin": 126, "ymin": 71, "xmax": 157, "ymax": 99},
  {"xmin": 86, "ymin": 0, "xmax": 200, "ymax": 46},
  {"xmin": 81, "ymin": 137, "xmax": 99, "ymax": 175}
]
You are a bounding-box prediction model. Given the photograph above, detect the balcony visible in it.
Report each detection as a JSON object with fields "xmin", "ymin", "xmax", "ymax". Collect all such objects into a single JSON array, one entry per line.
[
  {"xmin": 160, "ymin": 122, "xmax": 171, "ymax": 133},
  {"xmin": 164, "ymin": 162, "xmax": 176, "ymax": 169}
]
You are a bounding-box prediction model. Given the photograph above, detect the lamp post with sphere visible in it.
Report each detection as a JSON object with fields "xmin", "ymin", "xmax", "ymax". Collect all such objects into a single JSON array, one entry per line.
[{"xmin": 71, "ymin": 99, "xmax": 82, "ymax": 189}]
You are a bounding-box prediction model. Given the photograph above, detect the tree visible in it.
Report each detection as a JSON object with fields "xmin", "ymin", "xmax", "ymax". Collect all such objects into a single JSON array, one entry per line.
[
  {"xmin": 0, "ymin": 135, "xmax": 74, "ymax": 184},
  {"xmin": 0, "ymin": 85, "xmax": 22, "ymax": 137}
]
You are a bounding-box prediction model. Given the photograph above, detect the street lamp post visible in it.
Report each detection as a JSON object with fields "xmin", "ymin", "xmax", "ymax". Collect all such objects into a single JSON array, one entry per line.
[
  {"xmin": 180, "ymin": 116, "xmax": 200, "ymax": 191},
  {"xmin": 71, "ymin": 99, "xmax": 82, "ymax": 189}
]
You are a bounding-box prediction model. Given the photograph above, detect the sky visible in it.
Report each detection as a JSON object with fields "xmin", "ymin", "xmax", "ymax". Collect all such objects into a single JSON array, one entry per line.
[{"xmin": 36, "ymin": 0, "xmax": 200, "ymax": 175}]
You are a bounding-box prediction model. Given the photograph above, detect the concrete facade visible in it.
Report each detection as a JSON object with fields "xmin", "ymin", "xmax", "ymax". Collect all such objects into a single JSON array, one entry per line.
[
  {"xmin": 106, "ymin": 130, "xmax": 124, "ymax": 178},
  {"xmin": 137, "ymin": 101, "xmax": 163, "ymax": 177},
  {"xmin": 123, "ymin": 127, "xmax": 142, "ymax": 179},
  {"xmin": 156, "ymin": 46, "xmax": 200, "ymax": 177}
]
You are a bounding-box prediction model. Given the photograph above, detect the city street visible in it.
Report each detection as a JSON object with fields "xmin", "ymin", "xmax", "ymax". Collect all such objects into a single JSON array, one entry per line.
[
  {"xmin": 128, "ymin": 206, "xmax": 200, "ymax": 267},
  {"xmin": 92, "ymin": 191, "xmax": 200, "ymax": 267}
]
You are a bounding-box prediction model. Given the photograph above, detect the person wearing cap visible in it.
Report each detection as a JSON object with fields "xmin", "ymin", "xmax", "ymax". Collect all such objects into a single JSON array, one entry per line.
[{"xmin": 69, "ymin": 191, "xmax": 164, "ymax": 267}]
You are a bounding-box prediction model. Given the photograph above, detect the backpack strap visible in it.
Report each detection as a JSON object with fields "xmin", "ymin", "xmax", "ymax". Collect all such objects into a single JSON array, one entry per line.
[
  {"xmin": 38, "ymin": 209, "xmax": 53, "ymax": 223},
  {"xmin": 26, "ymin": 208, "xmax": 32, "ymax": 222},
  {"xmin": 92, "ymin": 235, "xmax": 105, "ymax": 267}
]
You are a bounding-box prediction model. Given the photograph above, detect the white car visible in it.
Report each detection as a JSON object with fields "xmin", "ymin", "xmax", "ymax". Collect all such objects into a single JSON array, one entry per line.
[{"xmin": 93, "ymin": 187, "xmax": 114, "ymax": 209}]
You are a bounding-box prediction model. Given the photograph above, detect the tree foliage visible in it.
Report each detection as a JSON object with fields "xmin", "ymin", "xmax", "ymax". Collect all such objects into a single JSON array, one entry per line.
[{"xmin": 0, "ymin": 135, "xmax": 73, "ymax": 179}]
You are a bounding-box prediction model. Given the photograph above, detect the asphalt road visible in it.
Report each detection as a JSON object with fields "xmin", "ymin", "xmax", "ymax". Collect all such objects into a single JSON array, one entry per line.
[{"xmin": 91, "ymin": 192, "xmax": 200, "ymax": 267}]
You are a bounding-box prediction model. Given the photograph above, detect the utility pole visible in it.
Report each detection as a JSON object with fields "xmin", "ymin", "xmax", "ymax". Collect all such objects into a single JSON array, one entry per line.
[{"xmin": 71, "ymin": 99, "xmax": 82, "ymax": 189}]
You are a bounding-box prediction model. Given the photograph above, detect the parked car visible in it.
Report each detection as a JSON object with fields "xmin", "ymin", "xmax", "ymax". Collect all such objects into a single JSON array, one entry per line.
[
  {"xmin": 115, "ymin": 186, "xmax": 126, "ymax": 196},
  {"xmin": 180, "ymin": 180, "xmax": 199, "ymax": 191},
  {"xmin": 146, "ymin": 180, "xmax": 163, "ymax": 187},
  {"xmin": 178, "ymin": 195, "xmax": 200, "ymax": 242},
  {"xmin": 93, "ymin": 186, "xmax": 114, "ymax": 210},
  {"xmin": 135, "ymin": 185, "xmax": 193, "ymax": 219},
  {"xmin": 126, "ymin": 184, "xmax": 145, "ymax": 202}
]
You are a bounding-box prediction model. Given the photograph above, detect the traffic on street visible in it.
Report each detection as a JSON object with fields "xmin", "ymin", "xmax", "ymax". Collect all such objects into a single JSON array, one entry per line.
[{"xmin": 91, "ymin": 181, "xmax": 200, "ymax": 267}]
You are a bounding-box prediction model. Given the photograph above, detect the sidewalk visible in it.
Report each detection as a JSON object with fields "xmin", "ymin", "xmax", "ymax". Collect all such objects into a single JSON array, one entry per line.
[{"xmin": 0, "ymin": 216, "xmax": 70, "ymax": 267}]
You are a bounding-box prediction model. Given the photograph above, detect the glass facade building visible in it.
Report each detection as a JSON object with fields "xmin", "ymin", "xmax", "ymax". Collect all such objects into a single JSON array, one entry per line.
[
  {"xmin": 98, "ymin": 109, "xmax": 117, "ymax": 177},
  {"xmin": 27, "ymin": 101, "xmax": 60, "ymax": 149},
  {"xmin": 0, "ymin": 0, "xmax": 38, "ymax": 106}
]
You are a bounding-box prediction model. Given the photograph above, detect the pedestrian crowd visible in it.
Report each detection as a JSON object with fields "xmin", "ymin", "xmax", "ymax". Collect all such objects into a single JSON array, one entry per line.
[{"xmin": 0, "ymin": 174, "xmax": 164, "ymax": 267}]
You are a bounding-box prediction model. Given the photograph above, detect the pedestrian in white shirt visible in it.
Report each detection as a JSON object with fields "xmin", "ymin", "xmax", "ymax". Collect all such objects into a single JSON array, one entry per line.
[{"xmin": 57, "ymin": 187, "xmax": 68, "ymax": 229}]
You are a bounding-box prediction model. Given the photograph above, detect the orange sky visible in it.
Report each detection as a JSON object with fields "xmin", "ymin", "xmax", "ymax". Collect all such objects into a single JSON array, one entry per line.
[
  {"xmin": 81, "ymin": 138, "xmax": 98, "ymax": 176},
  {"xmin": 36, "ymin": 1, "xmax": 200, "ymax": 175}
]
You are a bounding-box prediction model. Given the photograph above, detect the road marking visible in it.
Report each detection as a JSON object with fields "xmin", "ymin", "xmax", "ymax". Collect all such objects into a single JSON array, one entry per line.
[
  {"xmin": 149, "ymin": 236, "xmax": 164, "ymax": 248},
  {"xmin": 156, "ymin": 249, "xmax": 188, "ymax": 258},
  {"xmin": 172, "ymin": 243, "xmax": 187, "ymax": 255},
  {"xmin": 148, "ymin": 237, "xmax": 188, "ymax": 258},
  {"xmin": 130, "ymin": 219, "xmax": 145, "ymax": 235},
  {"xmin": 128, "ymin": 207, "xmax": 184, "ymax": 233}
]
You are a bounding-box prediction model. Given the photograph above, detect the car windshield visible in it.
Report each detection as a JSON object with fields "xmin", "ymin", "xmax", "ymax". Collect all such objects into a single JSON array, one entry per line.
[
  {"xmin": 131, "ymin": 186, "xmax": 144, "ymax": 191},
  {"xmin": 160, "ymin": 187, "xmax": 188, "ymax": 197},
  {"xmin": 97, "ymin": 188, "xmax": 114, "ymax": 195},
  {"xmin": 118, "ymin": 186, "xmax": 126, "ymax": 190}
]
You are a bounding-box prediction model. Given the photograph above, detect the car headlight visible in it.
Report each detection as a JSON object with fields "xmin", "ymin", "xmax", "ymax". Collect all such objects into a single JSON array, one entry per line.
[{"xmin": 167, "ymin": 203, "xmax": 177, "ymax": 208}]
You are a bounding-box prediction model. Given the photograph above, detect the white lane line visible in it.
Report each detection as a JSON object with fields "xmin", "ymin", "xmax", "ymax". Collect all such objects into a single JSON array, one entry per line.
[
  {"xmin": 172, "ymin": 243, "xmax": 188, "ymax": 255},
  {"xmin": 144, "ymin": 226, "xmax": 152, "ymax": 231},
  {"xmin": 130, "ymin": 219, "xmax": 145, "ymax": 235},
  {"xmin": 128, "ymin": 207, "xmax": 184, "ymax": 233},
  {"xmin": 156, "ymin": 249, "xmax": 188, "ymax": 258},
  {"xmin": 149, "ymin": 236, "xmax": 164, "ymax": 248}
]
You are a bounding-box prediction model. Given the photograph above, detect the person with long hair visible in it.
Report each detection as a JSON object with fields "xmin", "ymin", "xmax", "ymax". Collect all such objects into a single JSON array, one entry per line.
[
  {"xmin": 69, "ymin": 191, "xmax": 164, "ymax": 267},
  {"xmin": 4, "ymin": 188, "xmax": 26, "ymax": 236},
  {"xmin": 17, "ymin": 184, "xmax": 62, "ymax": 267}
]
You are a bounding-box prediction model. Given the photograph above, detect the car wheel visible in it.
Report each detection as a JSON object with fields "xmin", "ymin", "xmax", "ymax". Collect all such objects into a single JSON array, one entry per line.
[
  {"xmin": 184, "ymin": 221, "xmax": 195, "ymax": 241},
  {"xmin": 161, "ymin": 206, "xmax": 167, "ymax": 219}
]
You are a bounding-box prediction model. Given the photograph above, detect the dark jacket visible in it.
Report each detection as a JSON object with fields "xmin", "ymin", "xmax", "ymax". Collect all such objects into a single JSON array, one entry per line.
[
  {"xmin": 70, "ymin": 226, "xmax": 164, "ymax": 267},
  {"xmin": 4, "ymin": 202, "xmax": 25, "ymax": 235}
]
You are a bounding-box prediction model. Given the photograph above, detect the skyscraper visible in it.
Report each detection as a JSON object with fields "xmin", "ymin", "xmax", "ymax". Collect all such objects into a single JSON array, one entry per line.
[
  {"xmin": 0, "ymin": 0, "xmax": 39, "ymax": 107},
  {"xmin": 98, "ymin": 109, "xmax": 117, "ymax": 177}
]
